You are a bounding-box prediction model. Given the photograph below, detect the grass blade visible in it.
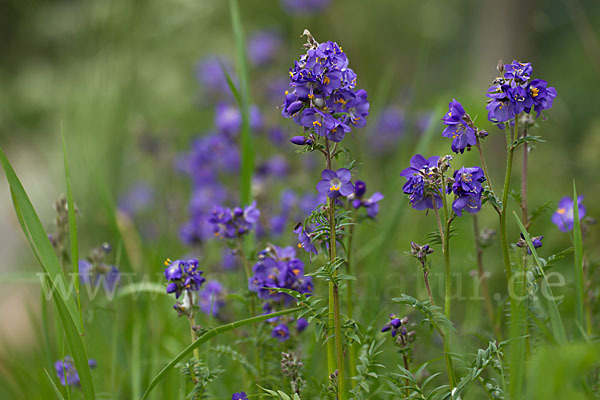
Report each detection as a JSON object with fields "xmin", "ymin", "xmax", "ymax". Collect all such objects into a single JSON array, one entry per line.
[
  {"xmin": 141, "ymin": 307, "xmax": 302, "ymax": 400},
  {"xmin": 44, "ymin": 368, "xmax": 67, "ymax": 400},
  {"xmin": 228, "ymin": 0, "xmax": 253, "ymax": 205},
  {"xmin": 62, "ymin": 129, "xmax": 83, "ymax": 332},
  {"xmin": 513, "ymin": 212, "xmax": 567, "ymax": 344},
  {"xmin": 0, "ymin": 146, "xmax": 95, "ymax": 399},
  {"xmin": 572, "ymin": 181, "xmax": 584, "ymax": 340}
]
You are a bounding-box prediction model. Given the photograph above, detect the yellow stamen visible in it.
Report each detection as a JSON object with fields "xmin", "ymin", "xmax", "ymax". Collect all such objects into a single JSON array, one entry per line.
[
  {"xmin": 313, "ymin": 120, "xmax": 322, "ymax": 127},
  {"xmin": 297, "ymin": 243, "xmax": 303, "ymax": 248},
  {"xmin": 330, "ymin": 185, "xmax": 340, "ymax": 191},
  {"xmin": 284, "ymin": 90, "xmax": 289, "ymax": 95},
  {"xmin": 531, "ymin": 87, "xmax": 539, "ymax": 98},
  {"xmin": 308, "ymin": 93, "xmax": 314, "ymax": 99},
  {"xmin": 164, "ymin": 258, "xmax": 172, "ymax": 266},
  {"xmin": 293, "ymin": 268, "xmax": 300, "ymax": 275},
  {"xmin": 557, "ymin": 208, "xmax": 566, "ymax": 215},
  {"xmin": 323, "ymin": 76, "xmax": 330, "ymax": 85}
]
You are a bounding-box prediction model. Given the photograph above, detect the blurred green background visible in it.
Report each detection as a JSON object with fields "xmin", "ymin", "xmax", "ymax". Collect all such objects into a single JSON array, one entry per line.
[{"xmin": 1, "ymin": 0, "xmax": 600, "ymax": 398}]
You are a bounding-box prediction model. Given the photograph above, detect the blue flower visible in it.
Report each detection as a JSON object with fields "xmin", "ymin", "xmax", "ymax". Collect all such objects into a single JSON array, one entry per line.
[
  {"xmin": 271, "ymin": 323, "xmax": 290, "ymax": 342},
  {"xmin": 54, "ymin": 356, "xmax": 96, "ymax": 387},
  {"xmin": 400, "ymin": 155, "xmax": 442, "ymax": 210},
  {"xmin": 441, "ymin": 99, "xmax": 477, "ymax": 154},
  {"xmin": 316, "ymin": 168, "xmax": 354, "ymax": 198},
  {"xmin": 448, "ymin": 166, "xmax": 486, "ymax": 216},
  {"xmin": 552, "ymin": 196, "xmax": 586, "ymax": 232}
]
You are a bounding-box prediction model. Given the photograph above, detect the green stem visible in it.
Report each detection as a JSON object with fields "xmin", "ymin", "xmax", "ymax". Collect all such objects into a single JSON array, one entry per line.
[
  {"xmin": 188, "ymin": 293, "xmax": 199, "ymax": 386},
  {"xmin": 325, "ymin": 139, "xmax": 345, "ymax": 399},
  {"xmin": 437, "ymin": 180, "xmax": 456, "ymax": 389},
  {"xmin": 500, "ymin": 116, "xmax": 525, "ymax": 398},
  {"xmin": 346, "ymin": 211, "xmax": 357, "ymax": 388}
]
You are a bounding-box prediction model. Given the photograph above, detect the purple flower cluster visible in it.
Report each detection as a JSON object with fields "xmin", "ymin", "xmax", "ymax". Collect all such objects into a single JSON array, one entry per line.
[
  {"xmin": 164, "ymin": 258, "xmax": 206, "ymax": 300},
  {"xmin": 282, "ymin": 37, "xmax": 369, "ymax": 143},
  {"xmin": 208, "ymin": 202, "xmax": 260, "ymax": 239},
  {"xmin": 448, "ymin": 166, "xmax": 486, "ymax": 216},
  {"xmin": 351, "ymin": 180, "xmax": 384, "ymax": 218},
  {"xmin": 400, "ymin": 155, "xmax": 443, "ymax": 210},
  {"xmin": 552, "ymin": 196, "xmax": 586, "ymax": 232},
  {"xmin": 232, "ymin": 392, "xmax": 248, "ymax": 400},
  {"xmin": 248, "ymin": 245, "xmax": 313, "ymax": 301},
  {"xmin": 442, "ymin": 99, "xmax": 477, "ymax": 154},
  {"xmin": 381, "ymin": 313, "xmax": 408, "ymax": 337},
  {"xmin": 487, "ymin": 60, "xmax": 557, "ymax": 125},
  {"xmin": 54, "ymin": 356, "xmax": 96, "ymax": 387}
]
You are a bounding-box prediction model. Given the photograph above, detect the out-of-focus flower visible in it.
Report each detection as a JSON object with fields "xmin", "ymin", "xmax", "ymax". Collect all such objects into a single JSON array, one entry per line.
[
  {"xmin": 118, "ymin": 183, "xmax": 154, "ymax": 217},
  {"xmin": 296, "ymin": 318, "xmax": 309, "ymax": 332},
  {"xmin": 248, "ymin": 31, "xmax": 282, "ymax": 66},
  {"xmin": 281, "ymin": 0, "xmax": 331, "ymax": 15},
  {"xmin": 248, "ymin": 245, "xmax": 313, "ymax": 301},
  {"xmin": 54, "ymin": 356, "xmax": 96, "ymax": 387},
  {"xmin": 198, "ymin": 280, "xmax": 225, "ymax": 316},
  {"xmin": 209, "ymin": 202, "xmax": 260, "ymax": 239},
  {"xmin": 232, "ymin": 392, "xmax": 249, "ymax": 400},
  {"xmin": 196, "ymin": 56, "xmax": 234, "ymax": 94},
  {"xmin": 79, "ymin": 260, "xmax": 120, "ymax": 292},
  {"xmin": 272, "ymin": 323, "xmax": 290, "ymax": 342},
  {"xmin": 371, "ymin": 106, "xmax": 405, "ymax": 152},
  {"xmin": 552, "ymin": 196, "xmax": 586, "ymax": 232}
]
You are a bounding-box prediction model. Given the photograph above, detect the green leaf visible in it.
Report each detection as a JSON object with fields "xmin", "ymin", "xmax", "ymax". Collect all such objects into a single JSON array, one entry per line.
[
  {"xmin": 510, "ymin": 135, "xmax": 545, "ymax": 149},
  {"xmin": 141, "ymin": 307, "xmax": 303, "ymax": 399},
  {"xmin": 572, "ymin": 181, "xmax": 584, "ymax": 339},
  {"xmin": 0, "ymin": 147, "xmax": 95, "ymax": 400},
  {"xmin": 513, "ymin": 212, "xmax": 567, "ymax": 344}
]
